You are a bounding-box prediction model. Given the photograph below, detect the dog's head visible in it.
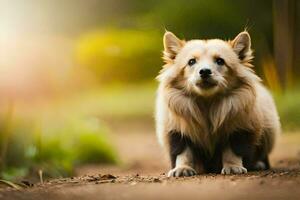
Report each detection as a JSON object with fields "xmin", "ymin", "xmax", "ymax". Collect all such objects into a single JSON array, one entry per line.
[{"xmin": 158, "ymin": 31, "xmax": 256, "ymax": 97}]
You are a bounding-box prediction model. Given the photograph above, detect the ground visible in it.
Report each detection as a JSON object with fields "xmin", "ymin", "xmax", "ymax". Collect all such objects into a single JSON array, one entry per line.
[{"xmin": 1, "ymin": 119, "xmax": 300, "ymax": 200}]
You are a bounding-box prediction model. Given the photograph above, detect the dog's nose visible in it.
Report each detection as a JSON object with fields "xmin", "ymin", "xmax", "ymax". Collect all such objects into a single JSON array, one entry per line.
[{"xmin": 199, "ymin": 68, "xmax": 212, "ymax": 78}]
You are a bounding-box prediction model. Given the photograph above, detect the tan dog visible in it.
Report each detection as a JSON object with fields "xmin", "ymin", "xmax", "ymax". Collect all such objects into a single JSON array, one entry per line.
[{"xmin": 155, "ymin": 31, "xmax": 280, "ymax": 177}]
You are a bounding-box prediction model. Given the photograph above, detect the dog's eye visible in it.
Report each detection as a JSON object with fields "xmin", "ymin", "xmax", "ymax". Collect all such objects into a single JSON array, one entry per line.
[
  {"xmin": 188, "ymin": 58, "xmax": 197, "ymax": 66},
  {"xmin": 215, "ymin": 57, "xmax": 225, "ymax": 66}
]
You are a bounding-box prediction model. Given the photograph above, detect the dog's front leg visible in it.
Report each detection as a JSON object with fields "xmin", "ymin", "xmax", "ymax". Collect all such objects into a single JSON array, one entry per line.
[
  {"xmin": 221, "ymin": 147, "xmax": 247, "ymax": 175},
  {"xmin": 168, "ymin": 146, "xmax": 197, "ymax": 177},
  {"xmin": 167, "ymin": 131, "xmax": 198, "ymax": 177}
]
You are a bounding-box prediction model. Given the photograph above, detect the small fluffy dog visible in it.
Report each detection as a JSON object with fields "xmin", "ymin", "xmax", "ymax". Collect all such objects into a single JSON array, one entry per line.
[{"xmin": 155, "ymin": 31, "xmax": 280, "ymax": 176}]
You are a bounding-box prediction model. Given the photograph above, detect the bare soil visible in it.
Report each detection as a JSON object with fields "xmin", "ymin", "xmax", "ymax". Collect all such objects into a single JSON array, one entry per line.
[{"xmin": 1, "ymin": 119, "xmax": 300, "ymax": 200}]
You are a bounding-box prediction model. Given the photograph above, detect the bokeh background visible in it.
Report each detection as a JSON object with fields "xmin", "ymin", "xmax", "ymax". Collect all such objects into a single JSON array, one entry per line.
[{"xmin": 0, "ymin": 0, "xmax": 300, "ymax": 182}]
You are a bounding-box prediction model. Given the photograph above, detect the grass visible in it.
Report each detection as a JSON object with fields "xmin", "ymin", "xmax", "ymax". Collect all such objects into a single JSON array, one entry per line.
[
  {"xmin": 274, "ymin": 88, "xmax": 300, "ymax": 130},
  {"xmin": 0, "ymin": 106, "xmax": 118, "ymax": 181}
]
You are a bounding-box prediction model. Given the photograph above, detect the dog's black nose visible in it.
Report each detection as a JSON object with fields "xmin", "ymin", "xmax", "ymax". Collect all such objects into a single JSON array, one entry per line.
[{"xmin": 199, "ymin": 68, "xmax": 212, "ymax": 78}]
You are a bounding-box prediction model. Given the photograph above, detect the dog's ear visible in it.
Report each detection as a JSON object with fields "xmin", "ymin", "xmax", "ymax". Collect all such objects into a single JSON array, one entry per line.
[
  {"xmin": 231, "ymin": 31, "xmax": 252, "ymax": 61},
  {"xmin": 163, "ymin": 31, "xmax": 184, "ymax": 63}
]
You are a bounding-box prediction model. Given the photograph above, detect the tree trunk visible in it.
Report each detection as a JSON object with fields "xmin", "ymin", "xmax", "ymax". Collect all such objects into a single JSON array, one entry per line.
[{"xmin": 273, "ymin": 0, "xmax": 296, "ymax": 89}]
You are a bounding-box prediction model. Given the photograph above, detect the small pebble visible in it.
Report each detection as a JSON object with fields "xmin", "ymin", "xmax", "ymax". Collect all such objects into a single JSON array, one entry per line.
[{"xmin": 153, "ymin": 178, "xmax": 161, "ymax": 183}]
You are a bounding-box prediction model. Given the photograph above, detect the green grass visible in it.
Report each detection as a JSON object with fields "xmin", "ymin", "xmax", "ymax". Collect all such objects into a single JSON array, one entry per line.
[
  {"xmin": 274, "ymin": 89, "xmax": 300, "ymax": 131},
  {"xmin": 0, "ymin": 109, "xmax": 118, "ymax": 181}
]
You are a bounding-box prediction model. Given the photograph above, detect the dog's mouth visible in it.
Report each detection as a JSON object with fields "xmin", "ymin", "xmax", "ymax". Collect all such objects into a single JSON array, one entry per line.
[{"xmin": 196, "ymin": 79, "xmax": 218, "ymax": 89}]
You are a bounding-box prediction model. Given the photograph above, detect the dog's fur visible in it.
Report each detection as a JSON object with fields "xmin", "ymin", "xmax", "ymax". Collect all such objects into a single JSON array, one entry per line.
[{"xmin": 155, "ymin": 31, "xmax": 280, "ymax": 177}]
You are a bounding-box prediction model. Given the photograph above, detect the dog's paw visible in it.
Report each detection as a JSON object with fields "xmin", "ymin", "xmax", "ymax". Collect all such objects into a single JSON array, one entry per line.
[
  {"xmin": 221, "ymin": 165, "xmax": 247, "ymax": 175},
  {"xmin": 167, "ymin": 166, "xmax": 197, "ymax": 177}
]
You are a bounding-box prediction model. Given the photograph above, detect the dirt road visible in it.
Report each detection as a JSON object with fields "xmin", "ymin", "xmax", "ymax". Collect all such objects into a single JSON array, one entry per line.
[{"xmin": 1, "ymin": 120, "xmax": 300, "ymax": 200}]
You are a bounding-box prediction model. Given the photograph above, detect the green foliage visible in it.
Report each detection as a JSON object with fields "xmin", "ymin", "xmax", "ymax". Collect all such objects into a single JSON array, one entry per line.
[
  {"xmin": 274, "ymin": 89, "xmax": 300, "ymax": 130},
  {"xmin": 74, "ymin": 0, "xmax": 275, "ymax": 83},
  {"xmin": 75, "ymin": 131, "xmax": 117, "ymax": 164},
  {"xmin": 76, "ymin": 29, "xmax": 162, "ymax": 82},
  {"xmin": 1, "ymin": 168, "xmax": 28, "ymax": 181},
  {"xmin": 0, "ymin": 114, "xmax": 118, "ymax": 181}
]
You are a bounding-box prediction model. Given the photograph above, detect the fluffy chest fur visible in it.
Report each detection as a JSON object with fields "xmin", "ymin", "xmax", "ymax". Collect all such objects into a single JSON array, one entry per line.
[{"xmin": 157, "ymin": 82, "xmax": 263, "ymax": 152}]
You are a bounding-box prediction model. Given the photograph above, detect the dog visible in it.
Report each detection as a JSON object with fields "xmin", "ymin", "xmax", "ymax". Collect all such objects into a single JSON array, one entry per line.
[{"xmin": 155, "ymin": 31, "xmax": 280, "ymax": 177}]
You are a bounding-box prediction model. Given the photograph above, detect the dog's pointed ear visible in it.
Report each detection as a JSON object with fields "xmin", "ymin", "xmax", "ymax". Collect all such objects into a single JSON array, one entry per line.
[
  {"xmin": 231, "ymin": 31, "xmax": 252, "ymax": 61},
  {"xmin": 163, "ymin": 31, "xmax": 184, "ymax": 63}
]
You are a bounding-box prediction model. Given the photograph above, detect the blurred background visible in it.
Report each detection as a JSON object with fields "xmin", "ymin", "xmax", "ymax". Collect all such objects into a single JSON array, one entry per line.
[{"xmin": 0, "ymin": 0, "xmax": 300, "ymax": 182}]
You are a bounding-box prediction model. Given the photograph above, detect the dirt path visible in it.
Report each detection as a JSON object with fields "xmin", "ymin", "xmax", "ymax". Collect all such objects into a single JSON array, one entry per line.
[{"xmin": 1, "ymin": 120, "xmax": 300, "ymax": 200}]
